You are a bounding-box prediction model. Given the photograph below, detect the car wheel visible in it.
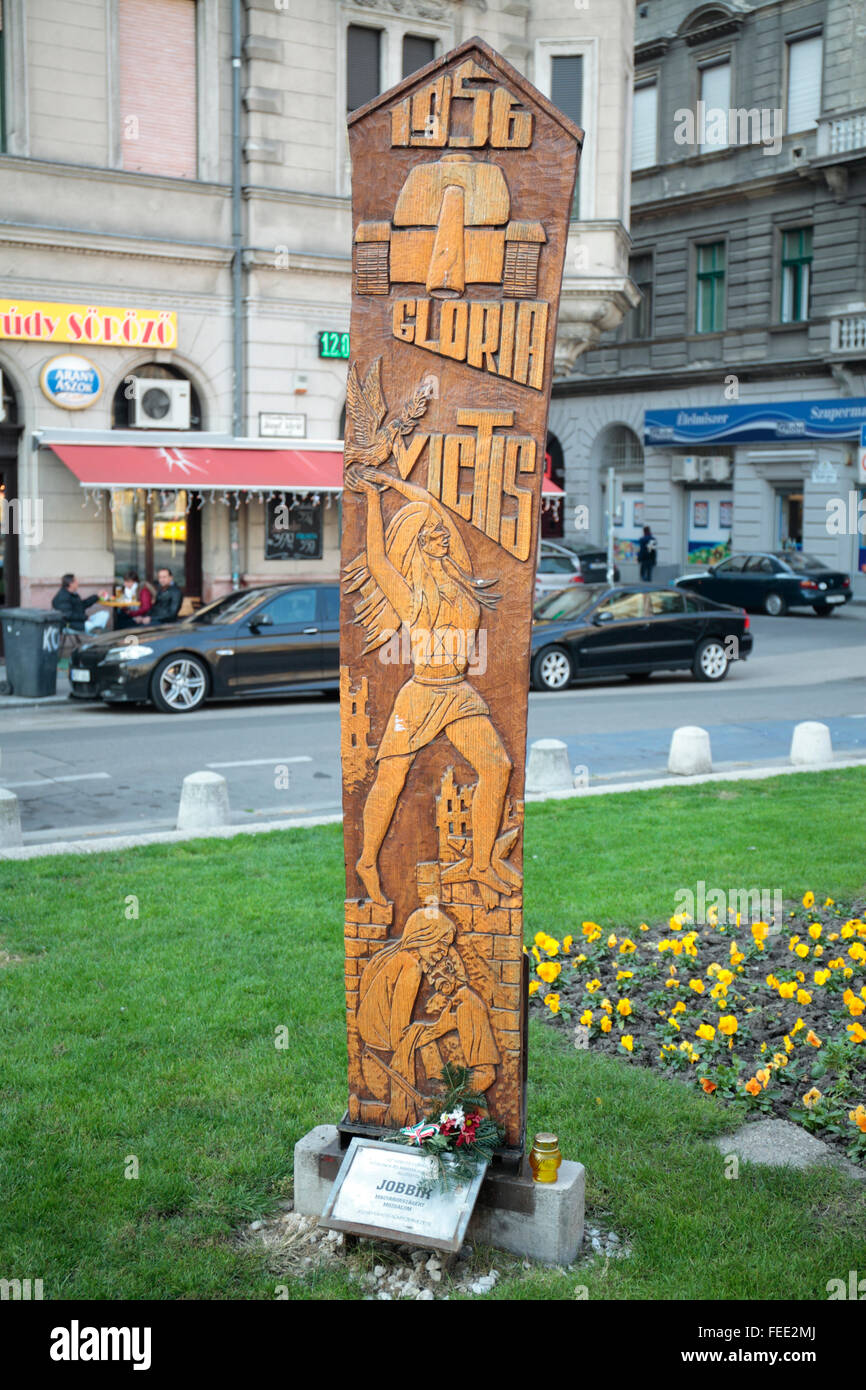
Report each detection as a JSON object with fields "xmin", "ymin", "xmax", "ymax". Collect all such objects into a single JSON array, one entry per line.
[
  {"xmin": 693, "ymin": 638, "xmax": 729, "ymax": 682},
  {"xmin": 813, "ymin": 604, "xmax": 835, "ymax": 617},
  {"xmin": 764, "ymin": 591, "xmax": 787, "ymax": 617},
  {"xmin": 532, "ymin": 646, "xmax": 573, "ymax": 691},
  {"xmin": 151, "ymin": 654, "xmax": 209, "ymax": 713}
]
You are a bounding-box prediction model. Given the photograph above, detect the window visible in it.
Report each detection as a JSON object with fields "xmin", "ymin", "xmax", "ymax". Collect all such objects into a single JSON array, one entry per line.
[
  {"xmin": 632, "ymin": 82, "xmax": 658, "ymax": 170},
  {"xmin": 715, "ymin": 555, "xmax": 746, "ymax": 573},
  {"xmin": 260, "ymin": 588, "xmax": 318, "ymax": 627},
  {"xmin": 322, "ymin": 587, "xmax": 340, "ymax": 623},
  {"xmin": 744, "ymin": 555, "xmax": 776, "ymax": 573},
  {"xmin": 538, "ymin": 554, "xmax": 577, "ymax": 574},
  {"xmin": 347, "ymin": 25, "xmax": 381, "ymax": 112},
  {"xmin": 111, "ymin": 489, "xmax": 194, "ymax": 591},
  {"xmin": 787, "ymin": 34, "xmax": 822, "ymax": 133},
  {"xmin": 695, "ymin": 242, "xmax": 725, "ymax": 333},
  {"xmin": 551, "ymin": 55, "xmax": 582, "ymax": 218},
  {"xmin": 119, "ymin": 0, "xmax": 197, "ymax": 178},
  {"xmin": 699, "ymin": 60, "xmax": 730, "ymax": 152},
  {"xmin": 402, "ymin": 34, "xmax": 436, "ymax": 79},
  {"xmin": 780, "ymin": 227, "xmax": 812, "ymax": 322},
  {"xmin": 649, "ymin": 591, "xmax": 685, "ymax": 615},
  {"xmin": 597, "ymin": 592, "xmax": 646, "ymax": 621},
  {"xmin": 622, "ymin": 254, "xmax": 653, "ymax": 339}
]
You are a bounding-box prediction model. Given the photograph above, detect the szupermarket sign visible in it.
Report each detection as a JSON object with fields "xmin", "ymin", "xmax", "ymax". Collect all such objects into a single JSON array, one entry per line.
[
  {"xmin": 0, "ymin": 299, "xmax": 177, "ymax": 349},
  {"xmin": 645, "ymin": 399, "xmax": 866, "ymax": 445}
]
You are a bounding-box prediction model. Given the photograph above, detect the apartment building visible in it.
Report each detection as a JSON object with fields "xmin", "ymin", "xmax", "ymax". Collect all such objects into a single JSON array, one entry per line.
[
  {"xmin": 0, "ymin": 0, "xmax": 636, "ymax": 613},
  {"xmin": 550, "ymin": 0, "xmax": 866, "ymax": 593}
]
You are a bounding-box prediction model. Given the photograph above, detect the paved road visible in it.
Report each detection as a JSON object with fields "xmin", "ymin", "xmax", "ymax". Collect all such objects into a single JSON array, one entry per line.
[{"xmin": 1, "ymin": 607, "xmax": 864, "ymax": 843}]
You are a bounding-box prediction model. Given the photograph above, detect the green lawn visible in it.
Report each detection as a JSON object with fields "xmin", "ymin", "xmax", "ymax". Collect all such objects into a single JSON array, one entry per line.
[{"xmin": 1, "ymin": 767, "xmax": 865, "ymax": 1300}]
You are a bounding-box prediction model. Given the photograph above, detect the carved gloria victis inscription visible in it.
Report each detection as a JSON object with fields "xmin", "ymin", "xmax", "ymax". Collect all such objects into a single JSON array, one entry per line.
[{"xmin": 340, "ymin": 39, "xmax": 581, "ymax": 1151}]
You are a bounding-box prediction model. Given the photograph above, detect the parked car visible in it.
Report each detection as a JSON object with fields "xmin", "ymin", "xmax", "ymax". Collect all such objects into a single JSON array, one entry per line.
[
  {"xmin": 674, "ymin": 551, "xmax": 851, "ymax": 616},
  {"xmin": 530, "ymin": 583, "xmax": 752, "ymax": 690},
  {"xmin": 536, "ymin": 539, "xmax": 620, "ymax": 596},
  {"xmin": 69, "ymin": 582, "xmax": 340, "ymax": 713}
]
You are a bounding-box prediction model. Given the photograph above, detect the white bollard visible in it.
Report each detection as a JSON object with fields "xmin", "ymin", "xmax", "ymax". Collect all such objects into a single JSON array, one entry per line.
[
  {"xmin": 0, "ymin": 788, "xmax": 23, "ymax": 848},
  {"xmin": 176, "ymin": 771, "xmax": 230, "ymax": 832},
  {"xmin": 790, "ymin": 721, "xmax": 833, "ymax": 766},
  {"xmin": 526, "ymin": 738, "xmax": 573, "ymax": 793},
  {"xmin": 667, "ymin": 725, "xmax": 712, "ymax": 776}
]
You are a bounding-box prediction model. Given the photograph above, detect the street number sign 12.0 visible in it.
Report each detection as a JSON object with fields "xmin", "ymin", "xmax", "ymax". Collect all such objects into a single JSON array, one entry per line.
[{"xmin": 318, "ymin": 330, "xmax": 350, "ymax": 360}]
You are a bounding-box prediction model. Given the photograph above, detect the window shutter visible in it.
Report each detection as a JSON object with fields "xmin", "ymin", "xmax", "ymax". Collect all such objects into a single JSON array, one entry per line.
[
  {"xmin": 119, "ymin": 0, "xmax": 197, "ymax": 179},
  {"xmin": 551, "ymin": 54, "xmax": 583, "ymax": 128},
  {"xmin": 632, "ymin": 84, "xmax": 658, "ymax": 169},
  {"xmin": 347, "ymin": 25, "xmax": 381, "ymax": 113},
  {"xmin": 699, "ymin": 61, "xmax": 731, "ymax": 150},
  {"xmin": 402, "ymin": 35, "xmax": 436, "ymax": 80},
  {"xmin": 787, "ymin": 35, "xmax": 823, "ymax": 132},
  {"xmin": 551, "ymin": 55, "xmax": 582, "ymax": 218}
]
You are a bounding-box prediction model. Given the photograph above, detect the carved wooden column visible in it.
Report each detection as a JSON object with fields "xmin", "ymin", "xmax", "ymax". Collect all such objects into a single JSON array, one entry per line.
[{"xmin": 339, "ymin": 38, "xmax": 581, "ymax": 1155}]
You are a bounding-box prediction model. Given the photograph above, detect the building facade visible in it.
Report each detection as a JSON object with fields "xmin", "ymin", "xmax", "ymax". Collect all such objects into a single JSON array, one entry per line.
[
  {"xmin": 549, "ymin": 0, "xmax": 866, "ymax": 595},
  {"xmin": 0, "ymin": 0, "xmax": 636, "ymax": 617}
]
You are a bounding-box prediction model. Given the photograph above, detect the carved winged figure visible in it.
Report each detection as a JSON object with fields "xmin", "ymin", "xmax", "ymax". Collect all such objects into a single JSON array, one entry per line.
[{"xmin": 344, "ymin": 358, "xmax": 432, "ymax": 489}]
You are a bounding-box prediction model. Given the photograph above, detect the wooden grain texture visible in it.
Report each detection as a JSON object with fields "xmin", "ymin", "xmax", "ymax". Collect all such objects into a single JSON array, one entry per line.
[{"xmin": 340, "ymin": 38, "xmax": 581, "ymax": 1150}]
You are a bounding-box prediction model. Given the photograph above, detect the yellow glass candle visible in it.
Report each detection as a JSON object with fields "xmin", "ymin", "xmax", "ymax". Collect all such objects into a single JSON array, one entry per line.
[{"xmin": 529, "ymin": 1132, "xmax": 562, "ymax": 1183}]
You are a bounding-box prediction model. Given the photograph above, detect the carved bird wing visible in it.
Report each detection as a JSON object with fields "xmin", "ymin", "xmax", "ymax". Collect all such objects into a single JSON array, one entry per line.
[
  {"xmin": 363, "ymin": 359, "xmax": 387, "ymax": 433},
  {"xmin": 346, "ymin": 361, "xmax": 383, "ymax": 450},
  {"xmin": 343, "ymin": 550, "xmax": 401, "ymax": 655}
]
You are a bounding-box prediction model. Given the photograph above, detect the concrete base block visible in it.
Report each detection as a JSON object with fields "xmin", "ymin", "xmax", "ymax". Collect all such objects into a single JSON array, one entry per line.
[
  {"xmin": 176, "ymin": 770, "xmax": 230, "ymax": 831},
  {"xmin": 293, "ymin": 1126, "xmax": 585, "ymax": 1267},
  {"xmin": 526, "ymin": 738, "xmax": 573, "ymax": 793},
  {"xmin": 0, "ymin": 788, "xmax": 23, "ymax": 848},
  {"xmin": 668, "ymin": 725, "xmax": 712, "ymax": 775},
  {"xmin": 790, "ymin": 720, "xmax": 832, "ymax": 766}
]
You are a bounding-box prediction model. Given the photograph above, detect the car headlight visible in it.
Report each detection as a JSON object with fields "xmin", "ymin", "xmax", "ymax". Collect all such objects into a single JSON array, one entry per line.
[{"xmin": 104, "ymin": 644, "xmax": 154, "ymax": 662}]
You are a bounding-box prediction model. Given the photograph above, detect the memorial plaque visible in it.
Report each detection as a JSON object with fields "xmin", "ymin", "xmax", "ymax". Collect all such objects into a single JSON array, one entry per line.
[
  {"xmin": 320, "ymin": 1138, "xmax": 487, "ymax": 1253},
  {"xmin": 339, "ymin": 39, "xmax": 581, "ymax": 1152}
]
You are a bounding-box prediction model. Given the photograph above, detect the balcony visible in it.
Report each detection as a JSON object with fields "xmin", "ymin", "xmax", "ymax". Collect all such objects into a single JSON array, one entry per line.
[
  {"xmin": 830, "ymin": 312, "xmax": 866, "ymax": 355},
  {"xmin": 816, "ymin": 109, "xmax": 866, "ymax": 159}
]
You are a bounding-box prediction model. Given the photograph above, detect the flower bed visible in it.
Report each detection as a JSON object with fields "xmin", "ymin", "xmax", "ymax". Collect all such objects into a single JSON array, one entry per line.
[{"xmin": 528, "ymin": 892, "xmax": 866, "ymax": 1164}]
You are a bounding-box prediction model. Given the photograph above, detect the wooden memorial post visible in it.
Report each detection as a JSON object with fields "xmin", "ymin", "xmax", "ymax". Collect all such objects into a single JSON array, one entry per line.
[{"xmin": 339, "ymin": 38, "xmax": 582, "ymax": 1158}]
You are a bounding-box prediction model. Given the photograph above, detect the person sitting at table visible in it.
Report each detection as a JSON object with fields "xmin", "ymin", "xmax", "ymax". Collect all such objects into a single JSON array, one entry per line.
[
  {"xmin": 115, "ymin": 571, "xmax": 154, "ymax": 630},
  {"xmin": 51, "ymin": 574, "xmax": 109, "ymax": 633},
  {"xmin": 135, "ymin": 567, "xmax": 183, "ymax": 626}
]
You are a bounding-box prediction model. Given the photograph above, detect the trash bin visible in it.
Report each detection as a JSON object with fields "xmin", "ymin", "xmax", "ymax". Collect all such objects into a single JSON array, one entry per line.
[{"xmin": 0, "ymin": 608, "xmax": 63, "ymax": 698}]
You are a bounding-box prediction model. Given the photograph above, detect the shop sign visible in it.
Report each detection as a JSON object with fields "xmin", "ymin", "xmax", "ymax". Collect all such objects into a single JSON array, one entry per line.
[
  {"xmin": 1, "ymin": 299, "xmax": 177, "ymax": 349},
  {"xmin": 859, "ymin": 427, "xmax": 866, "ymax": 485},
  {"xmin": 646, "ymin": 399, "xmax": 866, "ymax": 446},
  {"xmin": 39, "ymin": 354, "xmax": 103, "ymax": 410}
]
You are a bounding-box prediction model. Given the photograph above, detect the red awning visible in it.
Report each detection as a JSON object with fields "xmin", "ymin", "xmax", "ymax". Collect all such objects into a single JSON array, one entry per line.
[
  {"xmin": 49, "ymin": 443, "xmax": 345, "ymax": 492},
  {"xmin": 49, "ymin": 442, "xmax": 563, "ymax": 496}
]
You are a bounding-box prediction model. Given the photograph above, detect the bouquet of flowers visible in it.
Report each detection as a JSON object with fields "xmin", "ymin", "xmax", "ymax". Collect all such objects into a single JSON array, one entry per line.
[{"xmin": 387, "ymin": 1065, "xmax": 505, "ymax": 1191}]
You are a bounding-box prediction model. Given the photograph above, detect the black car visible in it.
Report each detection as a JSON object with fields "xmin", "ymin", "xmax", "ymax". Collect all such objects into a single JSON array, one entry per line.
[
  {"xmin": 530, "ymin": 584, "xmax": 752, "ymax": 690},
  {"xmin": 69, "ymin": 582, "xmax": 340, "ymax": 713},
  {"xmin": 674, "ymin": 551, "xmax": 852, "ymax": 617}
]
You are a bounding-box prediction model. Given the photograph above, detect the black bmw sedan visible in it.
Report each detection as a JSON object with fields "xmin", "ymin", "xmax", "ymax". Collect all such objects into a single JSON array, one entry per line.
[
  {"xmin": 530, "ymin": 584, "xmax": 753, "ymax": 691},
  {"xmin": 69, "ymin": 582, "xmax": 340, "ymax": 713},
  {"xmin": 674, "ymin": 551, "xmax": 852, "ymax": 617}
]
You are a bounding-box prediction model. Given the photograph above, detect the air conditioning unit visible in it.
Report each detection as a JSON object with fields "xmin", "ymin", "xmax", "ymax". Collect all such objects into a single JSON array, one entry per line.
[
  {"xmin": 698, "ymin": 456, "xmax": 731, "ymax": 481},
  {"xmin": 671, "ymin": 456, "xmax": 700, "ymax": 482},
  {"xmin": 129, "ymin": 377, "xmax": 190, "ymax": 429}
]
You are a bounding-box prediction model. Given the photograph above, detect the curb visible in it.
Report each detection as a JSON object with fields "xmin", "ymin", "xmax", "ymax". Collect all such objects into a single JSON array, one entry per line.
[{"xmin": 3, "ymin": 758, "xmax": 865, "ymax": 860}]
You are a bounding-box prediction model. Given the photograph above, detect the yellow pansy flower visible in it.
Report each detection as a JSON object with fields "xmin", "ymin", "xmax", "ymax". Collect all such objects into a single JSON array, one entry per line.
[
  {"xmin": 696, "ymin": 1023, "xmax": 715, "ymax": 1041},
  {"xmin": 600, "ymin": 1016, "xmax": 612, "ymax": 1033},
  {"xmin": 718, "ymin": 1015, "xmax": 738, "ymax": 1036},
  {"xmin": 689, "ymin": 979, "xmax": 705, "ymax": 994},
  {"xmin": 802, "ymin": 1087, "xmax": 822, "ymax": 1108},
  {"xmin": 617, "ymin": 999, "xmax": 632, "ymax": 1017},
  {"xmin": 796, "ymin": 990, "xmax": 812, "ymax": 1006},
  {"xmin": 802, "ymin": 891, "xmax": 815, "ymax": 909},
  {"xmin": 579, "ymin": 1009, "xmax": 593, "ymax": 1027},
  {"xmin": 537, "ymin": 961, "xmax": 561, "ymax": 984},
  {"xmin": 545, "ymin": 993, "xmax": 561, "ymax": 1014},
  {"xmin": 620, "ymin": 1034, "xmax": 634, "ymax": 1052},
  {"xmin": 529, "ymin": 980, "xmax": 540, "ymax": 996}
]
